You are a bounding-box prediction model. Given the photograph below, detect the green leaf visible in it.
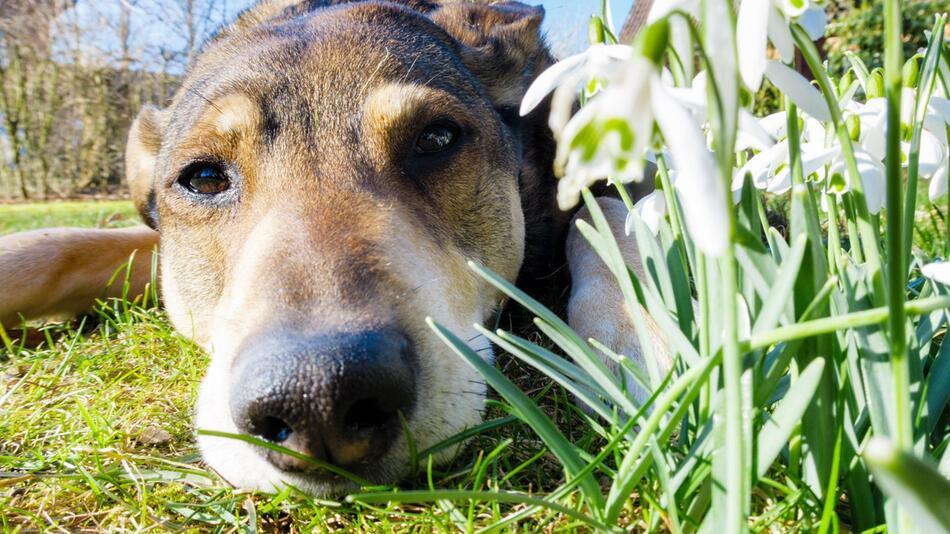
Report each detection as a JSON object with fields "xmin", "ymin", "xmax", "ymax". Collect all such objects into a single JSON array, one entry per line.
[
  {"xmin": 756, "ymin": 358, "xmax": 826, "ymax": 478},
  {"xmin": 426, "ymin": 318, "xmax": 605, "ymax": 511},
  {"xmin": 864, "ymin": 438, "xmax": 950, "ymax": 534}
]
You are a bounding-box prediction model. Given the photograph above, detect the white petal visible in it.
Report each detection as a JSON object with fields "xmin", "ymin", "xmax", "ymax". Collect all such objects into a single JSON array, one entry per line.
[
  {"xmin": 922, "ymin": 261, "xmax": 950, "ymax": 285},
  {"xmin": 704, "ymin": 0, "xmax": 739, "ymax": 138},
  {"xmin": 771, "ymin": 144, "xmax": 840, "ymax": 192},
  {"xmin": 652, "ymin": 79, "xmax": 729, "ymax": 256},
  {"xmin": 737, "ymin": 0, "xmax": 770, "ymax": 91},
  {"xmin": 767, "ymin": 7, "xmax": 795, "ymax": 62},
  {"xmin": 629, "ymin": 191, "xmax": 667, "ymax": 236},
  {"xmin": 799, "ymin": 6, "xmax": 827, "ymax": 40},
  {"xmin": 855, "ymin": 148, "xmax": 887, "ymax": 214},
  {"xmin": 928, "ymin": 163, "xmax": 948, "ymax": 202},
  {"xmin": 918, "ymin": 129, "xmax": 948, "ymax": 177},
  {"xmin": 736, "ymin": 110, "xmax": 776, "ymax": 151},
  {"xmin": 759, "ymin": 111, "xmax": 789, "ymax": 139},
  {"xmin": 929, "ymin": 97, "xmax": 950, "ymax": 125},
  {"xmin": 521, "ymin": 45, "xmax": 635, "ymax": 117},
  {"xmin": 521, "ymin": 52, "xmax": 588, "ymax": 116},
  {"xmin": 765, "ymin": 61, "xmax": 832, "ymax": 122},
  {"xmin": 737, "ymin": 141, "xmax": 788, "ymax": 191}
]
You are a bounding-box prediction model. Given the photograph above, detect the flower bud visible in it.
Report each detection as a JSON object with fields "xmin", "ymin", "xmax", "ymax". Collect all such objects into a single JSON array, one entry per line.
[
  {"xmin": 838, "ymin": 70, "xmax": 855, "ymax": 95},
  {"xmin": 588, "ymin": 16, "xmax": 606, "ymax": 45},
  {"xmin": 902, "ymin": 57, "xmax": 920, "ymax": 88},
  {"xmin": 845, "ymin": 113, "xmax": 861, "ymax": 141},
  {"xmin": 867, "ymin": 70, "xmax": 885, "ymax": 99},
  {"xmin": 638, "ymin": 19, "xmax": 669, "ymax": 67}
]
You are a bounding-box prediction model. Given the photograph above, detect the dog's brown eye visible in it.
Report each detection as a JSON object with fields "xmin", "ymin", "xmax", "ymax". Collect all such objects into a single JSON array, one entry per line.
[
  {"xmin": 415, "ymin": 122, "xmax": 460, "ymax": 154},
  {"xmin": 178, "ymin": 164, "xmax": 230, "ymax": 195}
]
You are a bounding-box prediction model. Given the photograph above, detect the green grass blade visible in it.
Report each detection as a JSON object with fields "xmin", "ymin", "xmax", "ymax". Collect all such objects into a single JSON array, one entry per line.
[
  {"xmin": 427, "ymin": 318, "xmax": 605, "ymax": 511},
  {"xmin": 756, "ymin": 358, "xmax": 825, "ymax": 478},
  {"xmin": 347, "ymin": 490, "xmax": 617, "ymax": 532},
  {"xmin": 864, "ymin": 438, "xmax": 950, "ymax": 534}
]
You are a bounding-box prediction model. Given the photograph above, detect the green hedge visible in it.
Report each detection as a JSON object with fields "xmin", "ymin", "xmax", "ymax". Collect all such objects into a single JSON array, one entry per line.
[{"xmin": 825, "ymin": 0, "xmax": 947, "ymax": 75}]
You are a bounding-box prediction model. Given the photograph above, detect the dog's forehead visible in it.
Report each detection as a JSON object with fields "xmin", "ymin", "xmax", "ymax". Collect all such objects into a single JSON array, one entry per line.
[{"xmin": 167, "ymin": 3, "xmax": 483, "ymax": 129}]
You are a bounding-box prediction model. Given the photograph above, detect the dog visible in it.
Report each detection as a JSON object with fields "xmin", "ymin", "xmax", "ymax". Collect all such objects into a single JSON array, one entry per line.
[{"xmin": 0, "ymin": 0, "xmax": 667, "ymax": 496}]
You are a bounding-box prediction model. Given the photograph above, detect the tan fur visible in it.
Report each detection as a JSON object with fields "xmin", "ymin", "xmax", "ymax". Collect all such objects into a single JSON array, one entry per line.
[
  {"xmin": 0, "ymin": 226, "xmax": 159, "ymax": 326},
  {"xmin": 566, "ymin": 198, "xmax": 672, "ymax": 405}
]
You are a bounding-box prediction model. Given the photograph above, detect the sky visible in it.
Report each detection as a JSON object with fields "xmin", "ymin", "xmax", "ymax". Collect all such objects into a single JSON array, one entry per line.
[{"xmin": 54, "ymin": 0, "xmax": 639, "ymax": 72}]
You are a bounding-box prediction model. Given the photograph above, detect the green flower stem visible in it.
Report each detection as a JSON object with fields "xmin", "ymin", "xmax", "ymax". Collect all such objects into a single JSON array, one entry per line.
[
  {"xmin": 791, "ymin": 25, "xmax": 885, "ymax": 301},
  {"xmin": 882, "ymin": 0, "xmax": 913, "ymax": 455},
  {"xmin": 743, "ymin": 296, "xmax": 950, "ymax": 352},
  {"xmin": 614, "ymin": 180, "xmax": 637, "ymax": 212}
]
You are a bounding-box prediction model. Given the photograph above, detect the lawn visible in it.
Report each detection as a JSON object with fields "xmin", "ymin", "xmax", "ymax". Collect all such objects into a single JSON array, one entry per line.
[{"xmin": 0, "ymin": 202, "xmax": 615, "ymax": 531}]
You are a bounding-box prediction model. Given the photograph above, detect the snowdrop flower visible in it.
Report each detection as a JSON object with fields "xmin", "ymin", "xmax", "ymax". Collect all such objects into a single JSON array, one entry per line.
[
  {"xmin": 542, "ymin": 57, "xmax": 656, "ymax": 209},
  {"xmin": 847, "ymin": 89, "xmax": 950, "ymax": 199},
  {"xmin": 922, "ymin": 261, "xmax": 950, "ymax": 285},
  {"xmin": 732, "ymin": 110, "xmax": 886, "ymax": 213},
  {"xmin": 522, "ymin": 37, "xmax": 729, "ymax": 256},
  {"xmin": 520, "ymin": 43, "xmax": 634, "ymax": 136},
  {"xmin": 626, "ymin": 189, "xmax": 668, "ymax": 237},
  {"xmin": 825, "ymin": 147, "xmax": 886, "ymax": 214}
]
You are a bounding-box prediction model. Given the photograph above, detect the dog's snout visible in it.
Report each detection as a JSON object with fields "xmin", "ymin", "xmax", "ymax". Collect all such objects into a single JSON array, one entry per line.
[{"xmin": 230, "ymin": 330, "xmax": 416, "ymax": 473}]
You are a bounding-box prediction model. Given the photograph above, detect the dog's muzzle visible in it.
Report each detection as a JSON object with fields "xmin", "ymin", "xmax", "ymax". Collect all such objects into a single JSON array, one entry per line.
[{"xmin": 229, "ymin": 329, "xmax": 417, "ymax": 473}]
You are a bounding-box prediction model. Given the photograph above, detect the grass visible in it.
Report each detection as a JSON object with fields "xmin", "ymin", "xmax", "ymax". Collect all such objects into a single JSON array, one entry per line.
[
  {"xmin": 0, "ymin": 201, "xmax": 606, "ymax": 531},
  {"xmin": 0, "ymin": 201, "xmax": 140, "ymax": 234},
  {"xmin": 1, "ymin": 188, "xmax": 947, "ymax": 532}
]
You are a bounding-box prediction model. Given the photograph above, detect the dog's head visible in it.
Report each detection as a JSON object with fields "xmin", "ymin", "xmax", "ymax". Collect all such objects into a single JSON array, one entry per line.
[{"xmin": 125, "ymin": 0, "xmax": 559, "ymax": 495}]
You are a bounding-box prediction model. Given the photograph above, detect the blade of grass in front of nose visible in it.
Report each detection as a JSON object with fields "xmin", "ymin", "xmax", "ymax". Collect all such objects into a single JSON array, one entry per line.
[{"xmin": 195, "ymin": 429, "xmax": 374, "ymax": 487}]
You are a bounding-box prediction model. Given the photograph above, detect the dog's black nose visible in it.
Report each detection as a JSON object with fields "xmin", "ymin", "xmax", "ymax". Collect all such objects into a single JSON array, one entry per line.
[{"xmin": 229, "ymin": 329, "xmax": 416, "ymax": 472}]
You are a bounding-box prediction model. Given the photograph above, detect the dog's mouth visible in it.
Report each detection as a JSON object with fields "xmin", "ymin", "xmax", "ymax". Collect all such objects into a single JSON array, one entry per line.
[{"xmin": 247, "ymin": 403, "xmax": 410, "ymax": 476}]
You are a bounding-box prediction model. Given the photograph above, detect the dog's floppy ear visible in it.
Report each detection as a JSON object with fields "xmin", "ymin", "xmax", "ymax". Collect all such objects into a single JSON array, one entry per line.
[
  {"xmin": 126, "ymin": 105, "xmax": 163, "ymax": 230},
  {"xmin": 431, "ymin": 1, "xmax": 550, "ymax": 111}
]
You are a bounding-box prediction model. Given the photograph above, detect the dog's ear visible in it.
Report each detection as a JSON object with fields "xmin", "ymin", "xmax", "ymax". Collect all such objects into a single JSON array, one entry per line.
[
  {"xmin": 431, "ymin": 1, "xmax": 550, "ymax": 111},
  {"xmin": 126, "ymin": 105, "xmax": 163, "ymax": 230}
]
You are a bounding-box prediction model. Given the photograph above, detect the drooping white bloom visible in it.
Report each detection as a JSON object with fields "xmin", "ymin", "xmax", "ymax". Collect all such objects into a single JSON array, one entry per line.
[
  {"xmin": 627, "ymin": 189, "xmax": 667, "ymax": 236},
  {"xmin": 522, "ymin": 48, "xmax": 729, "ymax": 256},
  {"xmin": 520, "ymin": 44, "xmax": 634, "ymax": 135},
  {"xmin": 846, "ymin": 89, "xmax": 950, "ymax": 199},
  {"xmin": 826, "ymin": 147, "xmax": 887, "ymax": 214},
  {"xmin": 922, "ymin": 261, "xmax": 950, "ymax": 285}
]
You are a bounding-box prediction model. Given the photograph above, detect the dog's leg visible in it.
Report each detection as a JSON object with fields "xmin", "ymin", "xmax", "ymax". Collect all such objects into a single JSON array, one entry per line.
[
  {"xmin": 0, "ymin": 226, "xmax": 160, "ymax": 327},
  {"xmin": 565, "ymin": 197, "xmax": 672, "ymax": 405}
]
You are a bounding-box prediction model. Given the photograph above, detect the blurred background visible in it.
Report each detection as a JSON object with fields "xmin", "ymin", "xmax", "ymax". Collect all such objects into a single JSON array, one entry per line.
[{"xmin": 0, "ymin": 0, "xmax": 938, "ymax": 200}]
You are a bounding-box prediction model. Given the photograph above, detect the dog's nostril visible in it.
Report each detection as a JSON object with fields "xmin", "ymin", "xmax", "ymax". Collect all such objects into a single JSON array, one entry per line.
[
  {"xmin": 344, "ymin": 398, "xmax": 397, "ymax": 430},
  {"xmin": 253, "ymin": 416, "xmax": 293, "ymax": 444}
]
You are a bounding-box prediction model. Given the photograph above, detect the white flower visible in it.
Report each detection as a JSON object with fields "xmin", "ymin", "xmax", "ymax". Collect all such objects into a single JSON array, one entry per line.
[
  {"xmin": 546, "ymin": 57, "xmax": 656, "ymax": 208},
  {"xmin": 848, "ymin": 90, "xmax": 950, "ymax": 191},
  {"xmin": 522, "ymin": 48, "xmax": 730, "ymax": 256},
  {"xmin": 627, "ymin": 189, "xmax": 667, "ymax": 236},
  {"xmin": 520, "ymin": 43, "xmax": 634, "ymax": 135},
  {"xmin": 922, "ymin": 261, "xmax": 950, "ymax": 285},
  {"xmin": 826, "ymin": 147, "xmax": 887, "ymax": 214}
]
